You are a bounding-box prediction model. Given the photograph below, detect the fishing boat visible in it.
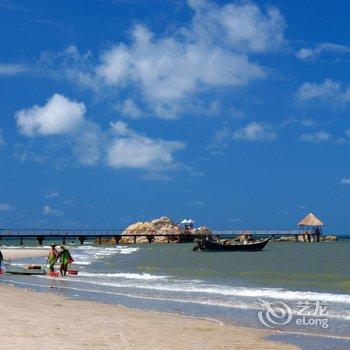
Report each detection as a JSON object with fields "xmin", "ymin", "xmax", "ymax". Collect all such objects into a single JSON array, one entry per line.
[
  {"xmin": 5, "ymin": 266, "xmax": 46, "ymax": 275},
  {"xmin": 194, "ymin": 236, "xmax": 271, "ymax": 252}
]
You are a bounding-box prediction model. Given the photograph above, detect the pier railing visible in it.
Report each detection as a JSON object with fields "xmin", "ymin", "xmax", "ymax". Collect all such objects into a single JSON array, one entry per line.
[{"xmin": 0, "ymin": 228, "xmax": 301, "ymax": 245}]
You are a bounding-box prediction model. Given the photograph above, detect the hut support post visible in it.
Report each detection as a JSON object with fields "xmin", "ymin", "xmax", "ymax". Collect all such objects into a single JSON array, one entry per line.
[
  {"xmin": 113, "ymin": 236, "xmax": 121, "ymax": 244},
  {"xmin": 133, "ymin": 235, "xmax": 137, "ymax": 244}
]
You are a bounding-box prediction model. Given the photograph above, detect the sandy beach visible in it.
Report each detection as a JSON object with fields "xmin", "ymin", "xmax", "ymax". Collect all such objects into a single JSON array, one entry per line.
[
  {"xmin": 0, "ymin": 249, "xmax": 298, "ymax": 350},
  {"xmin": 1, "ymin": 248, "xmax": 48, "ymax": 260}
]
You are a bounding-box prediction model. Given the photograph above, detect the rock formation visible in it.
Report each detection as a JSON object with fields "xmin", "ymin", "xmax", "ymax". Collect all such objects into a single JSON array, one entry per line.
[
  {"xmin": 275, "ymin": 235, "xmax": 297, "ymax": 242},
  {"xmin": 95, "ymin": 217, "xmax": 212, "ymax": 244},
  {"xmin": 323, "ymin": 235, "xmax": 338, "ymax": 241}
]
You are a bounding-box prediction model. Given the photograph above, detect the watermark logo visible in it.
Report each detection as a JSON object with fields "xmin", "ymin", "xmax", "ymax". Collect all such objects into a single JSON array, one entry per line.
[{"xmin": 258, "ymin": 300, "xmax": 329, "ymax": 329}]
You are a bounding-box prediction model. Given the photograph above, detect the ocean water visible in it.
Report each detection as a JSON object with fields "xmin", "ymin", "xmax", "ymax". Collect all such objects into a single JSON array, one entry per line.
[{"xmin": 1, "ymin": 238, "xmax": 350, "ymax": 345}]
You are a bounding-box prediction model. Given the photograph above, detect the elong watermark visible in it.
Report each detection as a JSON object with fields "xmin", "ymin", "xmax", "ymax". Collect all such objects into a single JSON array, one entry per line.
[{"xmin": 258, "ymin": 300, "xmax": 329, "ymax": 329}]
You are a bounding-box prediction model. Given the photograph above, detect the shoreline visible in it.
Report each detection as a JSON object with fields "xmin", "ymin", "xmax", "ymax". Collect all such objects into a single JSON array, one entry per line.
[
  {"xmin": 0, "ymin": 248, "xmax": 299, "ymax": 349},
  {"xmin": 0, "ymin": 284, "xmax": 298, "ymax": 350}
]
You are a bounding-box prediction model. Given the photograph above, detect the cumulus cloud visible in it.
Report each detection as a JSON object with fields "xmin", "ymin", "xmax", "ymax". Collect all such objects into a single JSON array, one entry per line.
[
  {"xmin": 15, "ymin": 93, "xmax": 103, "ymax": 166},
  {"xmin": 233, "ymin": 122, "xmax": 277, "ymax": 141},
  {"xmin": 119, "ymin": 99, "xmax": 143, "ymax": 119},
  {"xmin": 107, "ymin": 121, "xmax": 185, "ymax": 170},
  {"xmin": 45, "ymin": 0, "xmax": 285, "ymax": 118},
  {"xmin": 341, "ymin": 178, "xmax": 350, "ymax": 185},
  {"xmin": 189, "ymin": 0, "xmax": 286, "ymax": 53},
  {"xmin": 96, "ymin": 24, "xmax": 265, "ymax": 118},
  {"xmin": 15, "ymin": 95, "xmax": 185, "ymax": 174},
  {"xmin": 296, "ymin": 42, "xmax": 350, "ymax": 60},
  {"xmin": 0, "ymin": 62, "xmax": 27, "ymax": 75},
  {"xmin": 43, "ymin": 205, "xmax": 63, "ymax": 216},
  {"xmin": 72, "ymin": 122, "xmax": 104, "ymax": 166},
  {"xmin": 0, "ymin": 203, "xmax": 14, "ymax": 211},
  {"xmin": 296, "ymin": 79, "xmax": 350, "ymax": 105},
  {"xmin": 15, "ymin": 93, "xmax": 86, "ymax": 136},
  {"xmin": 299, "ymin": 131, "xmax": 331, "ymax": 143}
]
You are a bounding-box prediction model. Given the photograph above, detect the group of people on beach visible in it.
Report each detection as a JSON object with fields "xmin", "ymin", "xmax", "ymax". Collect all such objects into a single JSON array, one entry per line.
[{"xmin": 47, "ymin": 244, "xmax": 73, "ymax": 276}]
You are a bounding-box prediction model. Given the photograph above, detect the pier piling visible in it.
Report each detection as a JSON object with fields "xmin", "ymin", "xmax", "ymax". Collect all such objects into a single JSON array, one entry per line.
[{"xmin": 36, "ymin": 236, "xmax": 44, "ymax": 246}]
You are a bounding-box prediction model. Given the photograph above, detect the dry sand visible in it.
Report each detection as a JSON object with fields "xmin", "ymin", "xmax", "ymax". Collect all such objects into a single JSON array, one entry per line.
[
  {"xmin": 1, "ymin": 248, "xmax": 48, "ymax": 260},
  {"xmin": 0, "ymin": 249, "xmax": 298, "ymax": 350}
]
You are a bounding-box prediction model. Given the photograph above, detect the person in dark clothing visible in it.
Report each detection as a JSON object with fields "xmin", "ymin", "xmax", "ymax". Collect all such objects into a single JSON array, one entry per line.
[{"xmin": 0, "ymin": 250, "xmax": 3, "ymax": 270}]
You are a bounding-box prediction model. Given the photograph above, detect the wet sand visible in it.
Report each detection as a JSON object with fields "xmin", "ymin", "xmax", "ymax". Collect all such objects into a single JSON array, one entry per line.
[{"xmin": 0, "ymin": 249, "xmax": 298, "ymax": 350}]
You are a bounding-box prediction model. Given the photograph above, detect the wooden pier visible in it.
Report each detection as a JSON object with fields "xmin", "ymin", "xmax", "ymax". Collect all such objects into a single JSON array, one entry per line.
[{"xmin": 0, "ymin": 228, "xmax": 302, "ymax": 246}]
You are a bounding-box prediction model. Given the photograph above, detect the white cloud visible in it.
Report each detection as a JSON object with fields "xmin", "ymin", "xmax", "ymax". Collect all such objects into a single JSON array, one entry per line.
[
  {"xmin": 299, "ymin": 131, "xmax": 331, "ymax": 143},
  {"xmin": 72, "ymin": 122, "xmax": 103, "ymax": 166},
  {"xmin": 120, "ymin": 99, "xmax": 144, "ymax": 119},
  {"xmin": 107, "ymin": 121, "xmax": 185, "ymax": 170},
  {"xmin": 44, "ymin": 192, "xmax": 59, "ymax": 199},
  {"xmin": 189, "ymin": 0, "xmax": 286, "ymax": 53},
  {"xmin": 233, "ymin": 122, "xmax": 277, "ymax": 141},
  {"xmin": 46, "ymin": 0, "xmax": 285, "ymax": 118},
  {"xmin": 15, "ymin": 93, "xmax": 86, "ymax": 136},
  {"xmin": 296, "ymin": 42, "xmax": 350, "ymax": 60},
  {"xmin": 341, "ymin": 178, "xmax": 350, "ymax": 185},
  {"xmin": 296, "ymin": 79, "xmax": 350, "ymax": 105},
  {"xmin": 0, "ymin": 203, "xmax": 14, "ymax": 211},
  {"xmin": 0, "ymin": 63, "xmax": 27, "ymax": 75},
  {"xmin": 96, "ymin": 24, "xmax": 265, "ymax": 118},
  {"xmin": 15, "ymin": 95, "xmax": 185, "ymax": 174},
  {"xmin": 229, "ymin": 217, "xmax": 243, "ymax": 223},
  {"xmin": 43, "ymin": 205, "xmax": 63, "ymax": 216}
]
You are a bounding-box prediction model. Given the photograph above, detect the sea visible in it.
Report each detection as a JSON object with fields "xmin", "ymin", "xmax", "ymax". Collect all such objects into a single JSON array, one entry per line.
[{"xmin": 1, "ymin": 237, "xmax": 350, "ymax": 349}]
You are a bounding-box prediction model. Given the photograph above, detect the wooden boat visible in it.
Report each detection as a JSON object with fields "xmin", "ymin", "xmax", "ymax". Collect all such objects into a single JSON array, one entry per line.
[
  {"xmin": 5, "ymin": 266, "xmax": 46, "ymax": 275},
  {"xmin": 194, "ymin": 236, "xmax": 271, "ymax": 252}
]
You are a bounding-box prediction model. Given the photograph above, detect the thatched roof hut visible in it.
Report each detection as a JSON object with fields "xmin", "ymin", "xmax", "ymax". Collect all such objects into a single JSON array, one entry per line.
[{"xmin": 298, "ymin": 213, "xmax": 324, "ymax": 227}]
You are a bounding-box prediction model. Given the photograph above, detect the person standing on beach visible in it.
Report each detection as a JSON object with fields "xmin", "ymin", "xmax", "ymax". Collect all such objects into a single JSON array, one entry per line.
[
  {"xmin": 57, "ymin": 246, "xmax": 73, "ymax": 277},
  {"xmin": 0, "ymin": 250, "xmax": 3, "ymax": 271},
  {"xmin": 47, "ymin": 243, "xmax": 58, "ymax": 273}
]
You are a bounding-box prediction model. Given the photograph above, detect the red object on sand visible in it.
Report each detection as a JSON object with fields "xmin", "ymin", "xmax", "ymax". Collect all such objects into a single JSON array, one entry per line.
[{"xmin": 48, "ymin": 271, "xmax": 59, "ymax": 277}]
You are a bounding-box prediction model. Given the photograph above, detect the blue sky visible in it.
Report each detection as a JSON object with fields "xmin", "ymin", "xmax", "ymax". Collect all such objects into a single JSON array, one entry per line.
[{"xmin": 1, "ymin": 0, "xmax": 350, "ymax": 233}]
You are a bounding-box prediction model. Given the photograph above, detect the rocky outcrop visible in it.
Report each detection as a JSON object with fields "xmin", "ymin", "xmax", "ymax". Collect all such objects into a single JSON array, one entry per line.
[
  {"xmin": 275, "ymin": 235, "xmax": 297, "ymax": 242},
  {"xmin": 324, "ymin": 235, "xmax": 338, "ymax": 241},
  {"xmin": 120, "ymin": 217, "xmax": 181, "ymax": 243},
  {"xmin": 94, "ymin": 217, "xmax": 212, "ymax": 244}
]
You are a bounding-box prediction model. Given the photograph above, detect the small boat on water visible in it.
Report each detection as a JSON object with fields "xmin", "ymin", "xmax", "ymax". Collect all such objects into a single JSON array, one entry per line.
[
  {"xmin": 194, "ymin": 236, "xmax": 272, "ymax": 252},
  {"xmin": 5, "ymin": 266, "xmax": 46, "ymax": 275}
]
